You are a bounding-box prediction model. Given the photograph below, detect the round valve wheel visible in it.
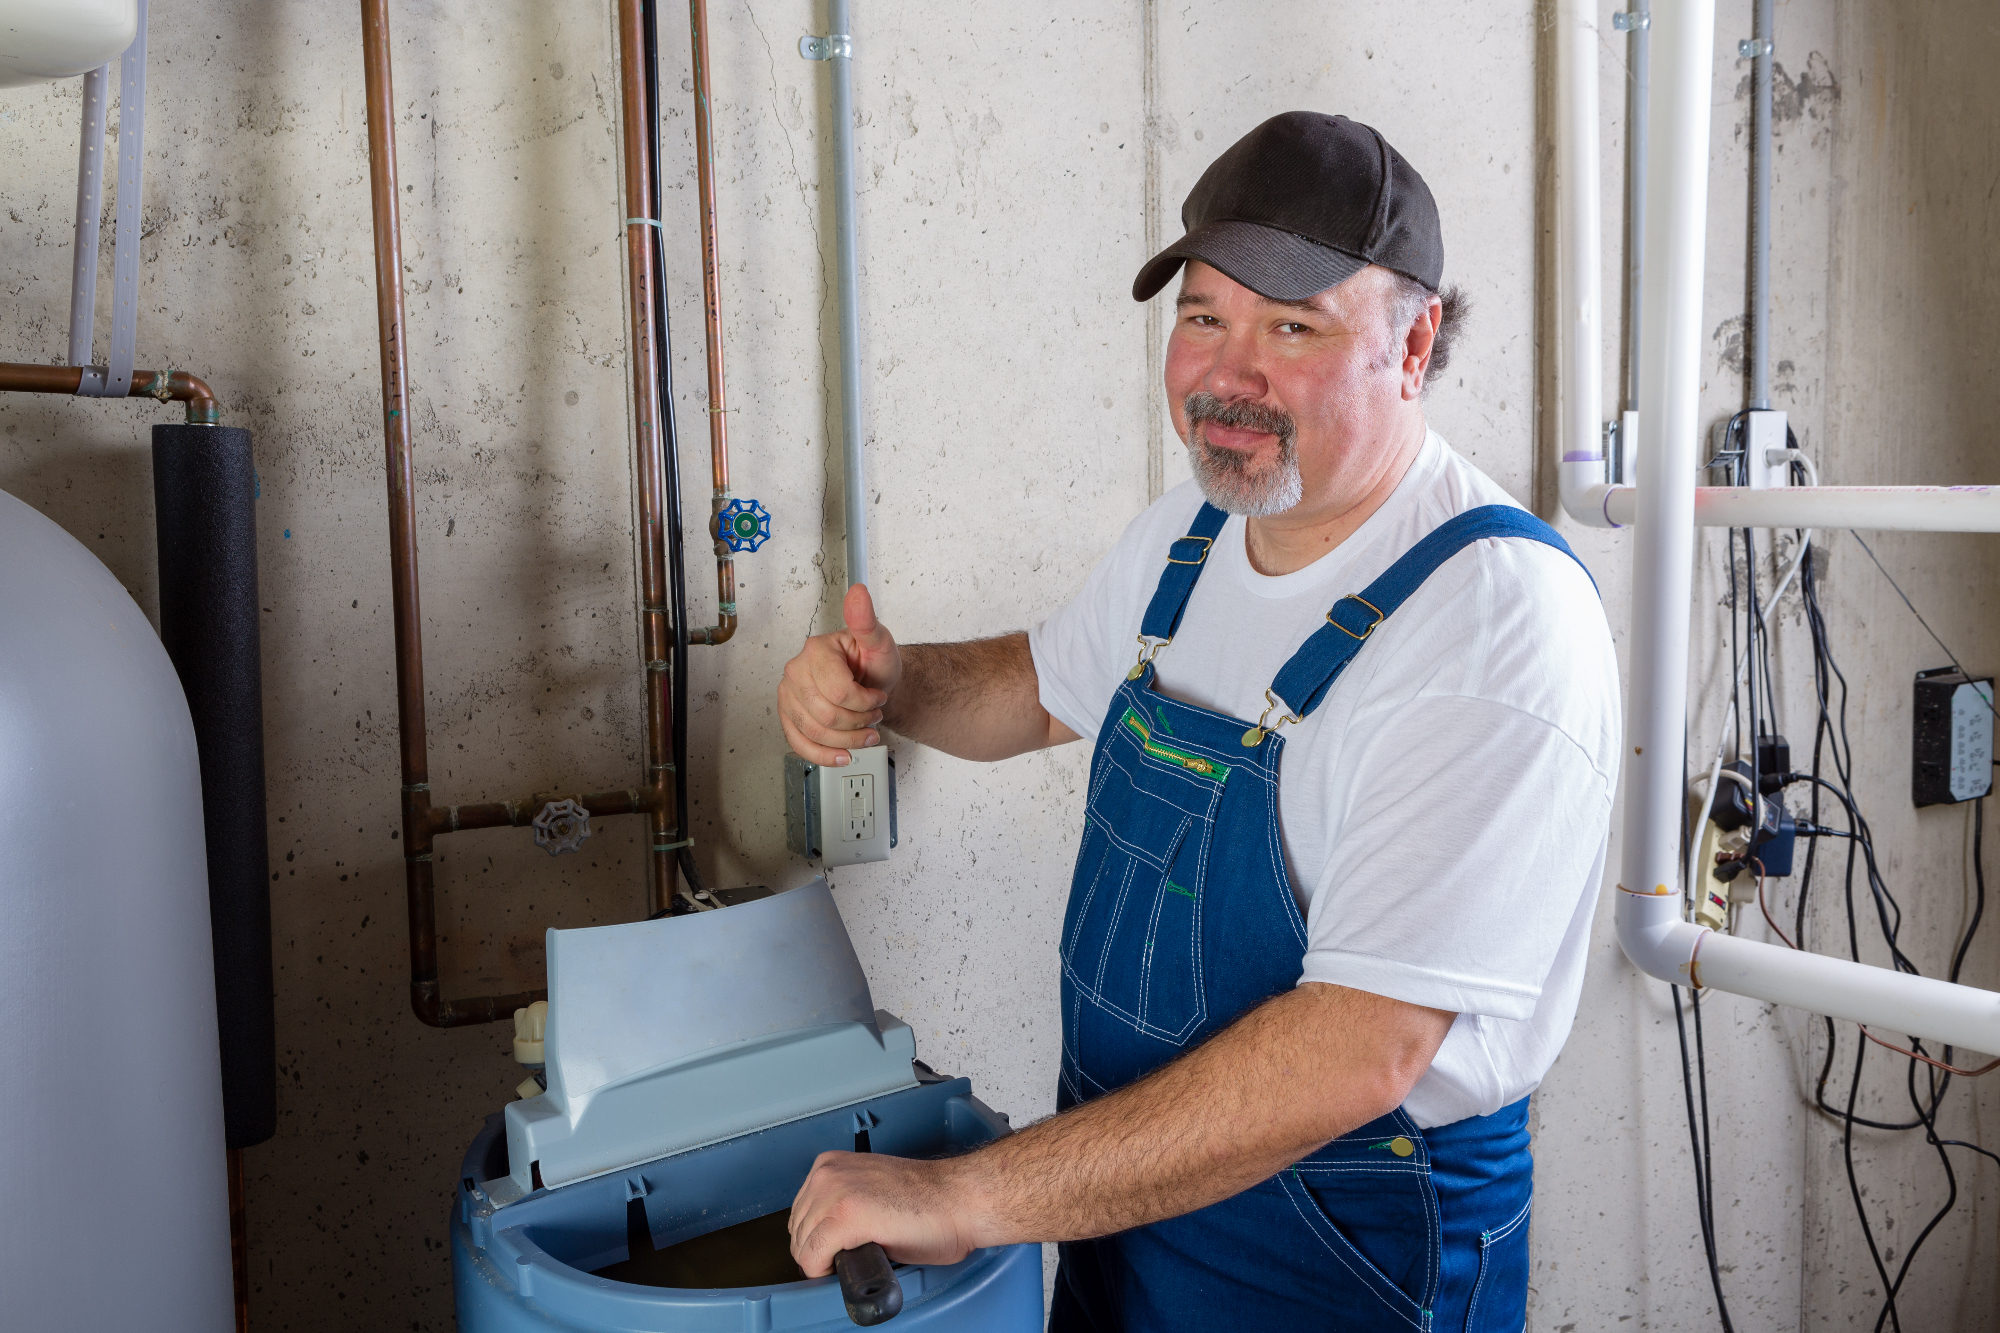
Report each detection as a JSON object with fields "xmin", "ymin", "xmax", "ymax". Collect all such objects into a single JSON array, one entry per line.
[
  {"xmin": 530, "ymin": 799, "xmax": 591, "ymax": 857},
  {"xmin": 717, "ymin": 498, "xmax": 772, "ymax": 553}
]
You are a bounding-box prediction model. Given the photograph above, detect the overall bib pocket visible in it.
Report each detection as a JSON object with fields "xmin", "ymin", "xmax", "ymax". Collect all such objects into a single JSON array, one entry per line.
[{"xmin": 1060, "ymin": 704, "xmax": 1227, "ymax": 1045}]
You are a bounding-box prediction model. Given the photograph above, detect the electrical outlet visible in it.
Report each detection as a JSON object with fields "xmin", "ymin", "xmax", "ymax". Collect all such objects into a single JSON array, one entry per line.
[
  {"xmin": 784, "ymin": 746, "xmax": 898, "ymax": 867},
  {"xmin": 1692, "ymin": 818, "xmax": 1745, "ymax": 932},
  {"xmin": 839, "ymin": 773, "xmax": 876, "ymax": 842}
]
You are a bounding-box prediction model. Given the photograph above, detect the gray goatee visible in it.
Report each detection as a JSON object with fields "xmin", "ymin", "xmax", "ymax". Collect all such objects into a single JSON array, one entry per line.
[{"xmin": 1183, "ymin": 392, "xmax": 1303, "ymax": 517}]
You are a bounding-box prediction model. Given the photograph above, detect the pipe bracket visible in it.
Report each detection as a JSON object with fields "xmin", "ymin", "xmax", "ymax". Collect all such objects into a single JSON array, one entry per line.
[{"xmin": 799, "ymin": 33, "xmax": 852, "ymax": 60}]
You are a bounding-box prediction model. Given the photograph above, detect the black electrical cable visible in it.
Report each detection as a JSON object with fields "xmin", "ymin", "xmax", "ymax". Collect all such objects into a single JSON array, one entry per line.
[
  {"xmin": 1833, "ymin": 774, "xmax": 1903, "ymax": 1332},
  {"xmin": 1949, "ymin": 799, "xmax": 1986, "ymax": 991},
  {"xmin": 1797, "ymin": 546, "xmax": 1939, "ymax": 1129},
  {"xmin": 1783, "ymin": 538, "xmax": 2000, "ymax": 1332},
  {"xmin": 1868, "ymin": 795, "xmax": 1993, "ymax": 1331},
  {"xmin": 639, "ymin": 0, "xmax": 707, "ymax": 908},
  {"xmin": 1840, "ymin": 1028, "xmax": 1901, "ymax": 1332},
  {"xmin": 1672, "ymin": 985, "xmax": 1736, "ymax": 1333},
  {"xmin": 1692, "ymin": 989, "xmax": 1723, "ymax": 1273},
  {"xmin": 1720, "ymin": 508, "xmax": 1973, "ymax": 1332}
]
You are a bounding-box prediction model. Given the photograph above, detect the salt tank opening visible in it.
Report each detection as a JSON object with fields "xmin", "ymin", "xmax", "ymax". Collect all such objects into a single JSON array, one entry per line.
[{"xmin": 595, "ymin": 1206, "xmax": 805, "ymax": 1290}]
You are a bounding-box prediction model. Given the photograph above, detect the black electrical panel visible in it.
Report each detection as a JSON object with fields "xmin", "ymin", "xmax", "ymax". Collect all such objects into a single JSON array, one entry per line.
[{"xmin": 1913, "ymin": 668, "xmax": 1995, "ymax": 807}]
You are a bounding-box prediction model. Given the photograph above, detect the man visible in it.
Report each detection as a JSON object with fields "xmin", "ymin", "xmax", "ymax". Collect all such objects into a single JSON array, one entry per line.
[{"xmin": 776, "ymin": 112, "xmax": 1618, "ymax": 1330}]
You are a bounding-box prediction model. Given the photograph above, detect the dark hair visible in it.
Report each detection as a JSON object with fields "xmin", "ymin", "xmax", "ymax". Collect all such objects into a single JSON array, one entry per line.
[{"xmin": 1384, "ymin": 273, "xmax": 1469, "ymax": 393}]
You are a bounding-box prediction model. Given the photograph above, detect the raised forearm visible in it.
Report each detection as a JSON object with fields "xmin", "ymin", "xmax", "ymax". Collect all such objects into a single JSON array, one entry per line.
[
  {"xmin": 952, "ymin": 983, "xmax": 1451, "ymax": 1245},
  {"xmin": 885, "ymin": 633, "xmax": 1077, "ymax": 761}
]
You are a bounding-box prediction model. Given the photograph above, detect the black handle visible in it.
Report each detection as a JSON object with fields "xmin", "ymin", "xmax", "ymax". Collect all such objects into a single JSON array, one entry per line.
[{"xmin": 833, "ymin": 1243, "xmax": 904, "ymax": 1326}]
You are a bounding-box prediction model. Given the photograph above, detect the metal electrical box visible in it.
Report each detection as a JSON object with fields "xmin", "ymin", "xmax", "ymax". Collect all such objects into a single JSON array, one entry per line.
[
  {"xmin": 784, "ymin": 746, "xmax": 898, "ymax": 867},
  {"xmin": 1744, "ymin": 408, "xmax": 1792, "ymax": 489},
  {"xmin": 1914, "ymin": 669, "xmax": 1994, "ymax": 807}
]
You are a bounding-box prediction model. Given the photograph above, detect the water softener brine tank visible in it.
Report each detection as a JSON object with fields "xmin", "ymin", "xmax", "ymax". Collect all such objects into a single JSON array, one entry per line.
[{"xmin": 452, "ymin": 882, "xmax": 1043, "ymax": 1331}]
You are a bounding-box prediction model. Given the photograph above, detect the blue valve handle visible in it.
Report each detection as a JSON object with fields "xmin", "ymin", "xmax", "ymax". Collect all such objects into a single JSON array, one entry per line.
[{"xmin": 717, "ymin": 498, "xmax": 772, "ymax": 553}]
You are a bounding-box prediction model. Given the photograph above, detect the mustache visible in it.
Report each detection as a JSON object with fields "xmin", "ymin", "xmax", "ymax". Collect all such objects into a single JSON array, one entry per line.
[{"xmin": 1183, "ymin": 392, "xmax": 1296, "ymax": 443}]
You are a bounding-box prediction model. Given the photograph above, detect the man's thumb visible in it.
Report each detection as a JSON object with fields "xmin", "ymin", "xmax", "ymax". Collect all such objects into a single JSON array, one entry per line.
[{"xmin": 843, "ymin": 583, "xmax": 888, "ymax": 646}]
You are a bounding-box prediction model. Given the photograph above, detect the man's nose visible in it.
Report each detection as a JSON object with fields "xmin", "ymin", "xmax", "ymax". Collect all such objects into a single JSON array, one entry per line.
[{"xmin": 1203, "ymin": 331, "xmax": 1268, "ymax": 402}]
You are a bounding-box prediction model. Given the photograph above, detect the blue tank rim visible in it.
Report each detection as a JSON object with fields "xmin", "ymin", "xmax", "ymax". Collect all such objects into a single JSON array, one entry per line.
[{"xmin": 452, "ymin": 1074, "xmax": 1037, "ymax": 1329}]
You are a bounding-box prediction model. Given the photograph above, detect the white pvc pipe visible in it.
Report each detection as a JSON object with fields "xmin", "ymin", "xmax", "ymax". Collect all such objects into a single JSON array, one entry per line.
[
  {"xmin": 1612, "ymin": 0, "xmax": 2000, "ymax": 1057},
  {"xmin": 1696, "ymin": 934, "xmax": 2000, "ymax": 1055},
  {"xmin": 1603, "ymin": 483, "xmax": 2000, "ymax": 531},
  {"xmin": 1553, "ymin": 0, "xmax": 1618, "ymax": 528},
  {"xmin": 1560, "ymin": 1, "xmax": 1993, "ymax": 538},
  {"xmin": 1617, "ymin": 0, "xmax": 1711, "ymax": 909}
]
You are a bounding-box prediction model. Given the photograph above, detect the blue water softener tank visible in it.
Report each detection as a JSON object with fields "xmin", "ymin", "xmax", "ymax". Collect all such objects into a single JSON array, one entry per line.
[{"xmin": 452, "ymin": 882, "xmax": 1042, "ymax": 1332}]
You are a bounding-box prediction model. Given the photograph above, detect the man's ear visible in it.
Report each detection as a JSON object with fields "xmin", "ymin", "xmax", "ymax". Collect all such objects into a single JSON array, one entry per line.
[{"xmin": 1402, "ymin": 297, "xmax": 1442, "ymax": 401}]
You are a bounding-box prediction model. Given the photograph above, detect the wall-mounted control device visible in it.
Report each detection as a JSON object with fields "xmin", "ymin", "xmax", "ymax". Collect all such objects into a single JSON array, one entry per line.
[
  {"xmin": 1914, "ymin": 668, "xmax": 1994, "ymax": 807},
  {"xmin": 785, "ymin": 746, "xmax": 898, "ymax": 867}
]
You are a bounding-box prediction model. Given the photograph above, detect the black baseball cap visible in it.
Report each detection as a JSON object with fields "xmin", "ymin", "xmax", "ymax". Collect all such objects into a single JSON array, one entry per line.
[{"xmin": 1132, "ymin": 112, "xmax": 1444, "ymax": 302}]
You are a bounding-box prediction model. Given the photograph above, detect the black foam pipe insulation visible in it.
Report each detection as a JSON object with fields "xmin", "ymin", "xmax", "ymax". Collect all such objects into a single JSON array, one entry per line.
[{"xmin": 153, "ymin": 423, "xmax": 275, "ymax": 1149}]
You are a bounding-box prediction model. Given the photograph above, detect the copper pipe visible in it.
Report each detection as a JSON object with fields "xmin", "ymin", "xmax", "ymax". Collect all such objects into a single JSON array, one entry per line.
[
  {"xmin": 361, "ymin": 0, "xmax": 696, "ymax": 1021},
  {"xmin": 360, "ymin": 0, "xmax": 458, "ymax": 1026},
  {"xmin": 228, "ymin": 1147, "xmax": 249, "ymax": 1332},
  {"xmin": 617, "ymin": 0, "xmax": 682, "ymax": 914},
  {"xmin": 686, "ymin": 0, "xmax": 737, "ymax": 646},
  {"xmin": 432, "ymin": 788, "xmax": 660, "ymax": 835},
  {"xmin": 0, "ymin": 361, "xmax": 220, "ymax": 425},
  {"xmin": 362, "ymin": 0, "xmax": 544, "ymax": 1027}
]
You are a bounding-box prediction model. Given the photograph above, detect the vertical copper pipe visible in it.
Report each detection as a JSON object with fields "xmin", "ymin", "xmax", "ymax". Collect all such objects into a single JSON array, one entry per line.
[
  {"xmin": 362, "ymin": 0, "xmax": 544, "ymax": 1022},
  {"xmin": 687, "ymin": 0, "xmax": 737, "ymax": 646},
  {"xmin": 228, "ymin": 1147, "xmax": 249, "ymax": 1332},
  {"xmin": 360, "ymin": 0, "xmax": 443, "ymax": 1019},
  {"xmin": 618, "ymin": 0, "xmax": 680, "ymax": 913}
]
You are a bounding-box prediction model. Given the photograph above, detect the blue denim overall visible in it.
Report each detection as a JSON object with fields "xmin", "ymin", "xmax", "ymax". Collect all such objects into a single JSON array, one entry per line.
[{"xmin": 1050, "ymin": 503, "xmax": 1590, "ymax": 1333}]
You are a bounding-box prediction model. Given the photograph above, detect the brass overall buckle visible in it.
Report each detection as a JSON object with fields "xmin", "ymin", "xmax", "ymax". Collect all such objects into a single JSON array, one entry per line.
[
  {"xmin": 1241, "ymin": 689, "xmax": 1303, "ymax": 748},
  {"xmin": 1127, "ymin": 635, "xmax": 1170, "ymax": 681}
]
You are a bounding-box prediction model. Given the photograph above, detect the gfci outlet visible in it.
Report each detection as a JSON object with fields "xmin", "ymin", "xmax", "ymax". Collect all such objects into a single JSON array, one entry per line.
[{"xmin": 784, "ymin": 746, "xmax": 898, "ymax": 867}]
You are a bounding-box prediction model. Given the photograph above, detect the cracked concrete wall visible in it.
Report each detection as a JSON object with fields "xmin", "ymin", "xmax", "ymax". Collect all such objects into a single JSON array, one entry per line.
[{"xmin": 0, "ymin": 2, "xmax": 1992, "ymax": 1329}]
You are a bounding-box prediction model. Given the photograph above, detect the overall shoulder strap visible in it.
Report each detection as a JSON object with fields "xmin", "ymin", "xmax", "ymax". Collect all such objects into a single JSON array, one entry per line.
[
  {"xmin": 1268, "ymin": 504, "xmax": 1595, "ymax": 722},
  {"xmin": 1137, "ymin": 502, "xmax": 1230, "ymax": 643}
]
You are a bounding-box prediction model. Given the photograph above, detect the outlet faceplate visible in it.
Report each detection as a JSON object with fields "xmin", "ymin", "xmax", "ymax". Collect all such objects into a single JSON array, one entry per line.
[{"xmin": 784, "ymin": 746, "xmax": 897, "ymax": 866}]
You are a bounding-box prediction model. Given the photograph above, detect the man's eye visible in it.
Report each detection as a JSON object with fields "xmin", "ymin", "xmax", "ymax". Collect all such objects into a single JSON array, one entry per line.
[{"xmin": 1279, "ymin": 322, "xmax": 1310, "ymax": 334}]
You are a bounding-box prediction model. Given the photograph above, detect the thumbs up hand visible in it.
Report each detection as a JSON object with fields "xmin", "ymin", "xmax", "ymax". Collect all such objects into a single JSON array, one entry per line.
[{"xmin": 777, "ymin": 584, "xmax": 901, "ymax": 767}]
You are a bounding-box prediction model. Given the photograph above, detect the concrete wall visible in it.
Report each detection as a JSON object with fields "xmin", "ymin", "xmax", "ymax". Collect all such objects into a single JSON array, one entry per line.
[{"xmin": 0, "ymin": 2, "xmax": 1992, "ymax": 1329}]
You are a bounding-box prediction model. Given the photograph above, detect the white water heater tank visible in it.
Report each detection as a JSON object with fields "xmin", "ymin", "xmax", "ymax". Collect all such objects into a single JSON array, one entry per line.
[
  {"xmin": 0, "ymin": 0, "xmax": 136, "ymax": 87},
  {"xmin": 0, "ymin": 486, "xmax": 233, "ymax": 1328}
]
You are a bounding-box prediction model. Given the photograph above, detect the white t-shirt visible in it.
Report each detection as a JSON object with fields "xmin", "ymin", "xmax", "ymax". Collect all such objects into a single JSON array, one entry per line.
[{"xmin": 1029, "ymin": 430, "xmax": 1620, "ymax": 1128}]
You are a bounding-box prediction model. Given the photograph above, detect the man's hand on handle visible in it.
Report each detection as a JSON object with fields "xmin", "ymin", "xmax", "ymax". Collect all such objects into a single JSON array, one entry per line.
[
  {"xmin": 779, "ymin": 584, "xmax": 898, "ymax": 767},
  {"xmin": 788, "ymin": 1151, "xmax": 974, "ymax": 1278}
]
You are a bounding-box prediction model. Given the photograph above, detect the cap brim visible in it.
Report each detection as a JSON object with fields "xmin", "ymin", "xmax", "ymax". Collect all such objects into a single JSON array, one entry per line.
[{"xmin": 1131, "ymin": 219, "xmax": 1370, "ymax": 302}]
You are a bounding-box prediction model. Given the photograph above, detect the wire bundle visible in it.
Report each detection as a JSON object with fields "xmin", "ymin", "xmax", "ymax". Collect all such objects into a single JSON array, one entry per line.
[{"xmin": 1679, "ymin": 440, "xmax": 1998, "ymax": 1332}]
